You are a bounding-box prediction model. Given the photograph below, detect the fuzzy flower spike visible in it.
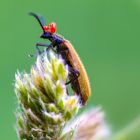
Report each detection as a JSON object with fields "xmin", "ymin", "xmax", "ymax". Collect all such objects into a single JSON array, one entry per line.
[{"xmin": 15, "ymin": 50, "xmax": 80, "ymax": 140}]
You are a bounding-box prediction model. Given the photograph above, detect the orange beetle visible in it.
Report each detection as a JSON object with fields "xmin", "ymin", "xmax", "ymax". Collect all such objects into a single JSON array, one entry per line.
[{"xmin": 30, "ymin": 13, "xmax": 91, "ymax": 104}]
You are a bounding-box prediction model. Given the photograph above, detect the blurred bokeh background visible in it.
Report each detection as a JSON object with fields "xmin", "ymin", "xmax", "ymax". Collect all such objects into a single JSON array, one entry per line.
[{"xmin": 0, "ymin": 0, "xmax": 140, "ymax": 139}]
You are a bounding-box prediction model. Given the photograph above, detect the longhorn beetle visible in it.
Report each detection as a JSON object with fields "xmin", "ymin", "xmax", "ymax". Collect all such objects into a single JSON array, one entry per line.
[{"xmin": 29, "ymin": 12, "xmax": 91, "ymax": 104}]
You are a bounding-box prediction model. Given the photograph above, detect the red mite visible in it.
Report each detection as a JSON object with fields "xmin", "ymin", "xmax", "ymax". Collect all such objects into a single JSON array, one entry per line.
[{"xmin": 43, "ymin": 22, "xmax": 56, "ymax": 34}]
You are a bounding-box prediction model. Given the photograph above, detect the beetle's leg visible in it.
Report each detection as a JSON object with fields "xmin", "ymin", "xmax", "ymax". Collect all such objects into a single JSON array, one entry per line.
[
  {"xmin": 66, "ymin": 67, "xmax": 82, "ymax": 103},
  {"xmin": 36, "ymin": 43, "xmax": 57, "ymax": 53},
  {"xmin": 69, "ymin": 67, "xmax": 80, "ymax": 77},
  {"xmin": 36, "ymin": 45, "xmax": 42, "ymax": 55},
  {"xmin": 57, "ymin": 46, "xmax": 69, "ymax": 60},
  {"xmin": 28, "ymin": 43, "xmax": 49, "ymax": 58},
  {"xmin": 36, "ymin": 43, "xmax": 51, "ymax": 52},
  {"xmin": 66, "ymin": 67, "xmax": 80, "ymax": 85}
]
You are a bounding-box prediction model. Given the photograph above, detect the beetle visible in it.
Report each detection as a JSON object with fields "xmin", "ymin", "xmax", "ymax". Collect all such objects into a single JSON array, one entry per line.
[{"xmin": 29, "ymin": 12, "xmax": 91, "ymax": 104}]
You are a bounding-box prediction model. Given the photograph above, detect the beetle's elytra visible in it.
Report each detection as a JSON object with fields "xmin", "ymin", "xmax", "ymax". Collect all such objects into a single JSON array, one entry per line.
[{"xmin": 30, "ymin": 12, "xmax": 91, "ymax": 104}]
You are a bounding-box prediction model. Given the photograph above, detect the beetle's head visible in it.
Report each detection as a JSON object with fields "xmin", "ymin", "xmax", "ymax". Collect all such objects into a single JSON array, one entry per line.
[
  {"xmin": 29, "ymin": 12, "xmax": 56, "ymax": 39},
  {"xmin": 40, "ymin": 32, "xmax": 52, "ymax": 39}
]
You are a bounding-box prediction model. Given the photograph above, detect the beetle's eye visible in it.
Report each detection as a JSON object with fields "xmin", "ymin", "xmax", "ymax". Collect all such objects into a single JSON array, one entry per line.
[
  {"xmin": 49, "ymin": 22, "xmax": 56, "ymax": 34},
  {"xmin": 43, "ymin": 26, "xmax": 49, "ymax": 32}
]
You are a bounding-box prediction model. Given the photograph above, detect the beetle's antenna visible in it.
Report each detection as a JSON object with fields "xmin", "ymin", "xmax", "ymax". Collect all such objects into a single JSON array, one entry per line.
[{"xmin": 29, "ymin": 12, "xmax": 45, "ymax": 33}]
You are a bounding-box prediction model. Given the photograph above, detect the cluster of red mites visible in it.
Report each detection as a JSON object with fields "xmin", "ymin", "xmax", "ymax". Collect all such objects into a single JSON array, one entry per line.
[{"xmin": 43, "ymin": 22, "xmax": 56, "ymax": 34}]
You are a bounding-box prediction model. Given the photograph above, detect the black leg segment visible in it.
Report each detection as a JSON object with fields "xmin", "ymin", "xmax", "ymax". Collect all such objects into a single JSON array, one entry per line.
[{"xmin": 66, "ymin": 67, "xmax": 80, "ymax": 85}]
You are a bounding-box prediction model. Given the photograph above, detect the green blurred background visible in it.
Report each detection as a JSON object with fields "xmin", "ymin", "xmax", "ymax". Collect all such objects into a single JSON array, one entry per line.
[{"xmin": 0, "ymin": 0, "xmax": 140, "ymax": 139}]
